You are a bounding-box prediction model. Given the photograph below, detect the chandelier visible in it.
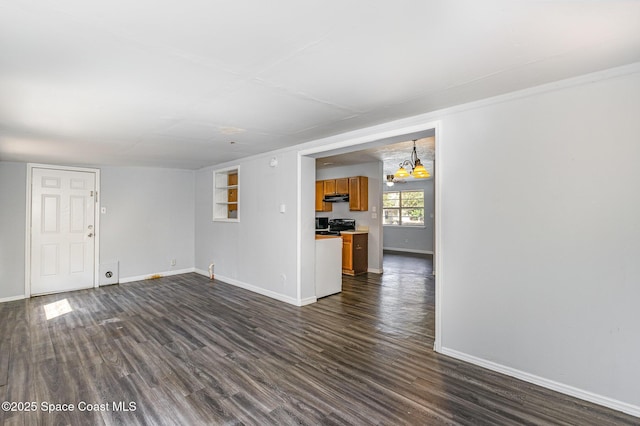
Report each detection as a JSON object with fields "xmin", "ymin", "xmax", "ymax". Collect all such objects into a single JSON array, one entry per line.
[{"xmin": 394, "ymin": 140, "xmax": 430, "ymax": 179}]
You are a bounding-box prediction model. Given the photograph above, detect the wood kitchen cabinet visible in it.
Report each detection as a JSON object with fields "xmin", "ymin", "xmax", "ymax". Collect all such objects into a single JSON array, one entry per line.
[
  {"xmin": 315, "ymin": 175, "xmax": 367, "ymax": 211},
  {"xmin": 342, "ymin": 233, "xmax": 368, "ymax": 276},
  {"xmin": 335, "ymin": 178, "xmax": 349, "ymax": 194},
  {"xmin": 323, "ymin": 178, "xmax": 349, "ymax": 195},
  {"xmin": 315, "ymin": 180, "xmax": 332, "ymax": 212},
  {"xmin": 323, "ymin": 179, "xmax": 334, "ymax": 195},
  {"xmin": 348, "ymin": 176, "xmax": 368, "ymax": 211}
]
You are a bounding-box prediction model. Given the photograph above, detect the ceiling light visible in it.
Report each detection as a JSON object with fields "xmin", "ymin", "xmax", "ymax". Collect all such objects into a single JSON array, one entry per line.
[
  {"xmin": 412, "ymin": 162, "xmax": 429, "ymax": 178},
  {"xmin": 394, "ymin": 166, "xmax": 410, "ymax": 179},
  {"xmin": 394, "ymin": 140, "xmax": 430, "ymax": 179},
  {"xmin": 386, "ymin": 175, "xmax": 395, "ymax": 186}
]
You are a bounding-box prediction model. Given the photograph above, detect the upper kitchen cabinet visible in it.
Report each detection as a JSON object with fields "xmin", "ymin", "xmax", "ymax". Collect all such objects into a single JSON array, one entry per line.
[
  {"xmin": 335, "ymin": 178, "xmax": 349, "ymax": 194},
  {"xmin": 349, "ymin": 176, "xmax": 368, "ymax": 211},
  {"xmin": 316, "ymin": 180, "xmax": 332, "ymax": 212},
  {"xmin": 323, "ymin": 179, "xmax": 335, "ymax": 196},
  {"xmin": 316, "ymin": 176, "xmax": 368, "ymax": 211},
  {"xmin": 323, "ymin": 178, "xmax": 349, "ymax": 195}
]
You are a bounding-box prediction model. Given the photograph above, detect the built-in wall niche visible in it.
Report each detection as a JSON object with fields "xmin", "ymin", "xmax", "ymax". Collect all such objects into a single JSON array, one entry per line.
[{"xmin": 213, "ymin": 167, "xmax": 239, "ymax": 222}]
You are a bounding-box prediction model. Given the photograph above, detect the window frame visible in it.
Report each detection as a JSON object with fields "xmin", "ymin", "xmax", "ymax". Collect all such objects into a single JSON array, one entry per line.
[{"xmin": 383, "ymin": 189, "xmax": 425, "ymax": 227}]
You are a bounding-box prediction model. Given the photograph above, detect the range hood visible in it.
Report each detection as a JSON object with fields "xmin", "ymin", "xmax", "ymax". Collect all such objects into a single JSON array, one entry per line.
[{"xmin": 323, "ymin": 193, "xmax": 349, "ymax": 203}]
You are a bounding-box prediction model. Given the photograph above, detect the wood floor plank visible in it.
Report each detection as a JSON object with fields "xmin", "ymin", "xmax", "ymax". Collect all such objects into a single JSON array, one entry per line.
[{"xmin": 0, "ymin": 252, "xmax": 637, "ymax": 425}]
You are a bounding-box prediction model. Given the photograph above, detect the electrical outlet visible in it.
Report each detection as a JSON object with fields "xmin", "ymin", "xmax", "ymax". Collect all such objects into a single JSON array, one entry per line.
[{"xmin": 170, "ymin": 259, "xmax": 176, "ymax": 266}]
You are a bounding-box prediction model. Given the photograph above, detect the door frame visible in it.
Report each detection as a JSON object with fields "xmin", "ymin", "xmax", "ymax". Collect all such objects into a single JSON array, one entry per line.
[
  {"xmin": 296, "ymin": 119, "xmax": 443, "ymax": 351},
  {"xmin": 25, "ymin": 163, "xmax": 101, "ymax": 297}
]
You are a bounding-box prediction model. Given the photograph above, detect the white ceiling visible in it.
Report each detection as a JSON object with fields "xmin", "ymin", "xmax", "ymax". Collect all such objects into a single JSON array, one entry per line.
[{"xmin": 1, "ymin": 1, "xmax": 639, "ymax": 169}]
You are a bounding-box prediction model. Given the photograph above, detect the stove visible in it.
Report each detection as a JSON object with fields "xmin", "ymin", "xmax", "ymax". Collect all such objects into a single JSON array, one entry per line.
[
  {"xmin": 329, "ymin": 218, "xmax": 356, "ymax": 232},
  {"xmin": 315, "ymin": 218, "xmax": 356, "ymax": 236}
]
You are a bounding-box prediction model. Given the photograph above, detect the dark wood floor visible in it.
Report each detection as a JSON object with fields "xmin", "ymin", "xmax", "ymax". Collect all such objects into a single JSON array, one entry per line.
[{"xmin": 0, "ymin": 252, "xmax": 637, "ymax": 425}]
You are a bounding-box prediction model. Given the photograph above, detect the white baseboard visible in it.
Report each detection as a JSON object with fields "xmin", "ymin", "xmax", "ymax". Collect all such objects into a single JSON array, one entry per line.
[
  {"xmin": 196, "ymin": 271, "xmax": 310, "ymax": 307},
  {"xmin": 440, "ymin": 347, "xmax": 640, "ymax": 418},
  {"xmin": 194, "ymin": 268, "xmax": 210, "ymax": 277},
  {"xmin": 0, "ymin": 294, "xmax": 26, "ymax": 304},
  {"xmin": 383, "ymin": 247, "xmax": 434, "ymax": 255},
  {"xmin": 119, "ymin": 268, "xmax": 196, "ymax": 284},
  {"xmin": 367, "ymin": 268, "xmax": 383, "ymax": 274},
  {"xmin": 299, "ymin": 296, "xmax": 317, "ymax": 306}
]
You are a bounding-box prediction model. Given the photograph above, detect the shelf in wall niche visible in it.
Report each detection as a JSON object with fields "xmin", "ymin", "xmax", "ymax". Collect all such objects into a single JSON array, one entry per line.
[{"xmin": 213, "ymin": 167, "xmax": 239, "ymax": 222}]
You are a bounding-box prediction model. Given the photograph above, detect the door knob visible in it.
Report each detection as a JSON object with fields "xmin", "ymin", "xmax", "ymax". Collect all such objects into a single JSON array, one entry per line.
[{"xmin": 88, "ymin": 233, "xmax": 94, "ymax": 238}]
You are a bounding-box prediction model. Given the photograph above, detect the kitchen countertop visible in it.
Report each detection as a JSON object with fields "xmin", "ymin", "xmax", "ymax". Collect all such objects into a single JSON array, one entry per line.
[
  {"xmin": 339, "ymin": 231, "xmax": 368, "ymax": 235},
  {"xmin": 315, "ymin": 235, "xmax": 342, "ymax": 240}
]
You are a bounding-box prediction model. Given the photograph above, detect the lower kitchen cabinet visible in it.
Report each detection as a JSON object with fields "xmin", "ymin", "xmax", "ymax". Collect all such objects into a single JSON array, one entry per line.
[{"xmin": 341, "ymin": 233, "xmax": 368, "ymax": 276}]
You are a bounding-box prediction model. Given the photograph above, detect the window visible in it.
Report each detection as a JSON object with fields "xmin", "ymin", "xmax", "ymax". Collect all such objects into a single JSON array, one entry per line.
[
  {"xmin": 213, "ymin": 167, "xmax": 239, "ymax": 221},
  {"xmin": 383, "ymin": 190, "xmax": 424, "ymax": 226}
]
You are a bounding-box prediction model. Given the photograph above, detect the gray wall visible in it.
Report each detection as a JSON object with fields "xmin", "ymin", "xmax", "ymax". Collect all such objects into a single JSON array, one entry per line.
[
  {"xmin": 100, "ymin": 167, "xmax": 195, "ymax": 280},
  {"xmin": 0, "ymin": 164, "xmax": 195, "ymax": 299},
  {"xmin": 195, "ymin": 151, "xmax": 300, "ymax": 302},
  {"xmin": 294, "ymin": 67, "xmax": 640, "ymax": 412},
  {"xmin": 316, "ymin": 162, "xmax": 383, "ymax": 272},
  {"xmin": 437, "ymin": 70, "xmax": 640, "ymax": 408},
  {"xmin": 0, "ymin": 162, "xmax": 26, "ymax": 300},
  {"xmin": 383, "ymin": 178, "xmax": 434, "ymax": 253}
]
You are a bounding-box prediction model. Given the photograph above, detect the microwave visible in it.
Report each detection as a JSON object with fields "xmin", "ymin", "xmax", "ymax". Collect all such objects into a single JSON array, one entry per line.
[{"xmin": 315, "ymin": 217, "xmax": 329, "ymax": 230}]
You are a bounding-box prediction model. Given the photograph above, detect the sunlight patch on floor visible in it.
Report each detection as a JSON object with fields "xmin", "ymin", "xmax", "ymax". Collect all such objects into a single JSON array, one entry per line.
[{"xmin": 44, "ymin": 298, "xmax": 72, "ymax": 320}]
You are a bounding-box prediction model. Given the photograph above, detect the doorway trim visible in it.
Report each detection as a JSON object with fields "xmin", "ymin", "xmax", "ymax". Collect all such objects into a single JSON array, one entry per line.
[
  {"xmin": 25, "ymin": 163, "xmax": 101, "ymax": 297},
  {"xmin": 296, "ymin": 120, "xmax": 443, "ymax": 352}
]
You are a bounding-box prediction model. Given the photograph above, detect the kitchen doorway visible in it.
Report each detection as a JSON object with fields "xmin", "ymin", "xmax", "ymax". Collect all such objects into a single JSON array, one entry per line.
[{"xmin": 297, "ymin": 120, "xmax": 442, "ymax": 350}]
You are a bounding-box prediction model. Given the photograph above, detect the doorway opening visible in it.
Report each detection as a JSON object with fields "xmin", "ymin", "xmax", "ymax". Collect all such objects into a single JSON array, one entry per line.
[{"xmin": 297, "ymin": 121, "xmax": 442, "ymax": 351}]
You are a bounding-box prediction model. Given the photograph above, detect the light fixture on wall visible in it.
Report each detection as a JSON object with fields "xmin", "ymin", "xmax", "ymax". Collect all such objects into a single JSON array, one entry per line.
[
  {"xmin": 394, "ymin": 140, "xmax": 430, "ymax": 179},
  {"xmin": 385, "ymin": 174, "xmax": 407, "ymax": 186}
]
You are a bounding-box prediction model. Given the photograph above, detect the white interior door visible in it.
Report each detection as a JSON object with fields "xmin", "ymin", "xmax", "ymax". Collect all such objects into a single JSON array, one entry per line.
[{"xmin": 30, "ymin": 167, "xmax": 96, "ymax": 295}]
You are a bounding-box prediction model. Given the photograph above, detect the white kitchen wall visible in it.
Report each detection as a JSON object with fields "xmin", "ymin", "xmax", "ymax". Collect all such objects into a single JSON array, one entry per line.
[
  {"xmin": 316, "ymin": 161, "xmax": 383, "ymax": 273},
  {"xmin": 0, "ymin": 161, "xmax": 27, "ymax": 301},
  {"xmin": 383, "ymin": 178, "xmax": 435, "ymax": 253},
  {"xmin": 98, "ymin": 167, "xmax": 195, "ymax": 281}
]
